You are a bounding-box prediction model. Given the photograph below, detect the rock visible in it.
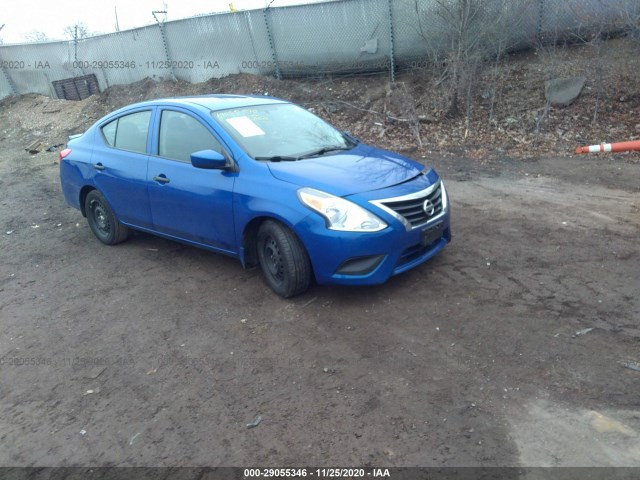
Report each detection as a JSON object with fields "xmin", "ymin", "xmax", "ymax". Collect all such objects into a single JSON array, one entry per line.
[
  {"xmin": 620, "ymin": 361, "xmax": 640, "ymax": 372},
  {"xmin": 545, "ymin": 77, "xmax": 586, "ymax": 106},
  {"xmin": 246, "ymin": 415, "xmax": 262, "ymax": 429},
  {"xmin": 574, "ymin": 327, "xmax": 593, "ymax": 337},
  {"xmin": 324, "ymin": 102, "xmax": 338, "ymax": 113}
]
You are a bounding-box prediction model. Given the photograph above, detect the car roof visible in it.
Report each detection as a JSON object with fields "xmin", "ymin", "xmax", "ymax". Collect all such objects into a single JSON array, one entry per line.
[{"xmin": 138, "ymin": 94, "xmax": 288, "ymax": 111}]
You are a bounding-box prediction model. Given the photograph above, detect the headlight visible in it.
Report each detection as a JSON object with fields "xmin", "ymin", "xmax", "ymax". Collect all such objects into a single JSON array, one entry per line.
[{"xmin": 298, "ymin": 187, "xmax": 387, "ymax": 232}]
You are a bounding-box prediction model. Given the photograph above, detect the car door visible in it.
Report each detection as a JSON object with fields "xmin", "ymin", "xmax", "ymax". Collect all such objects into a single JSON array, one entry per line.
[
  {"xmin": 147, "ymin": 108, "xmax": 237, "ymax": 252},
  {"xmin": 91, "ymin": 108, "xmax": 153, "ymax": 228}
]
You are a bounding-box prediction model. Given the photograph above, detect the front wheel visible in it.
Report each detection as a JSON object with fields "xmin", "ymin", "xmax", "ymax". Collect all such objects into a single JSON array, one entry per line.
[
  {"xmin": 84, "ymin": 190, "xmax": 130, "ymax": 245},
  {"xmin": 257, "ymin": 220, "xmax": 311, "ymax": 298}
]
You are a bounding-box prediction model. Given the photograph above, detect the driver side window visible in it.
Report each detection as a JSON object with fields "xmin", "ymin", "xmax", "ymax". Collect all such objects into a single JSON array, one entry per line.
[{"xmin": 159, "ymin": 110, "xmax": 223, "ymax": 162}]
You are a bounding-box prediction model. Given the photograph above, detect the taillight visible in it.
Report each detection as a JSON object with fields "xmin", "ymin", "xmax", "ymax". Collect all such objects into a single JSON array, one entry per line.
[{"xmin": 59, "ymin": 148, "xmax": 72, "ymax": 164}]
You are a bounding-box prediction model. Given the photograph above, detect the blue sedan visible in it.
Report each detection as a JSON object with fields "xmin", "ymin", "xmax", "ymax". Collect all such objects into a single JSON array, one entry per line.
[{"xmin": 59, "ymin": 95, "xmax": 450, "ymax": 297}]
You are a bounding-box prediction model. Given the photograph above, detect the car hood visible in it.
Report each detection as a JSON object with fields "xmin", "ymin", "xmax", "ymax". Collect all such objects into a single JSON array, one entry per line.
[{"xmin": 266, "ymin": 145, "xmax": 425, "ymax": 196}]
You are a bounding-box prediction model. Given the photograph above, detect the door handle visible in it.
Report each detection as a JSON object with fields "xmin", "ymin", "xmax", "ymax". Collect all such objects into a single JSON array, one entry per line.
[
  {"xmin": 153, "ymin": 175, "xmax": 170, "ymax": 184},
  {"xmin": 93, "ymin": 163, "xmax": 105, "ymax": 171}
]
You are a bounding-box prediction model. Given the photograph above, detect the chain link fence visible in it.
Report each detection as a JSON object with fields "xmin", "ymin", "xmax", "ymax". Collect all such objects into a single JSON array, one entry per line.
[{"xmin": 0, "ymin": 0, "xmax": 637, "ymax": 100}]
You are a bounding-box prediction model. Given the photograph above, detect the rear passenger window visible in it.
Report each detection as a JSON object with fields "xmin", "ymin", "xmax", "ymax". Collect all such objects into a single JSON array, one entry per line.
[
  {"xmin": 100, "ymin": 111, "xmax": 151, "ymax": 154},
  {"xmin": 102, "ymin": 119, "xmax": 117, "ymax": 146},
  {"xmin": 159, "ymin": 110, "xmax": 223, "ymax": 162}
]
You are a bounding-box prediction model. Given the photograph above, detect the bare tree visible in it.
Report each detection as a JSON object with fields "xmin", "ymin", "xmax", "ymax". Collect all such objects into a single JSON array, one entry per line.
[
  {"xmin": 25, "ymin": 30, "xmax": 49, "ymax": 42},
  {"xmin": 568, "ymin": 3, "xmax": 611, "ymax": 126},
  {"xmin": 428, "ymin": 0, "xmax": 485, "ymax": 116},
  {"xmin": 609, "ymin": 0, "xmax": 640, "ymax": 39},
  {"xmin": 63, "ymin": 22, "xmax": 91, "ymax": 40},
  {"xmin": 64, "ymin": 22, "xmax": 92, "ymax": 63},
  {"xmin": 533, "ymin": 44, "xmax": 559, "ymax": 140},
  {"xmin": 415, "ymin": 0, "xmax": 522, "ymax": 123}
]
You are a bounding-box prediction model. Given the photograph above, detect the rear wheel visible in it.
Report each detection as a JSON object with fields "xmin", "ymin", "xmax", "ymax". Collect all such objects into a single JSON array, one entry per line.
[
  {"xmin": 84, "ymin": 190, "xmax": 129, "ymax": 245},
  {"xmin": 257, "ymin": 220, "xmax": 311, "ymax": 298}
]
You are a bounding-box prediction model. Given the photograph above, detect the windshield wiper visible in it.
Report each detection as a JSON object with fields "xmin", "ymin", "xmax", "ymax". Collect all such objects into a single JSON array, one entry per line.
[
  {"xmin": 296, "ymin": 146, "xmax": 351, "ymax": 160},
  {"xmin": 255, "ymin": 146, "xmax": 351, "ymax": 162},
  {"xmin": 341, "ymin": 131, "xmax": 360, "ymax": 145},
  {"xmin": 254, "ymin": 155, "xmax": 299, "ymax": 162}
]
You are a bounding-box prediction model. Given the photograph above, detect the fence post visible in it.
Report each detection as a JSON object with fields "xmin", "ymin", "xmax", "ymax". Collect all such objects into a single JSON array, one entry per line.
[
  {"xmin": 387, "ymin": 0, "xmax": 396, "ymax": 82},
  {"xmin": 537, "ymin": 0, "xmax": 545, "ymax": 42},
  {"xmin": 71, "ymin": 29, "xmax": 88, "ymax": 78},
  {"xmin": 263, "ymin": 7, "xmax": 281, "ymax": 80},
  {"xmin": 0, "ymin": 51, "xmax": 18, "ymax": 95},
  {"xmin": 153, "ymin": 11, "xmax": 177, "ymax": 82},
  {"xmin": 0, "ymin": 66, "xmax": 18, "ymax": 95}
]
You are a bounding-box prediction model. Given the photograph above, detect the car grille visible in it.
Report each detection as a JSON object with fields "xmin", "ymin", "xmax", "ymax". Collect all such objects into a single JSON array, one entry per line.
[{"xmin": 381, "ymin": 182, "xmax": 443, "ymax": 228}]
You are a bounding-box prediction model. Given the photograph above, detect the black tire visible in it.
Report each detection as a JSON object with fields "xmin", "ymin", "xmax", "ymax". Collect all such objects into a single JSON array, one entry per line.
[
  {"xmin": 84, "ymin": 190, "xmax": 129, "ymax": 245},
  {"xmin": 257, "ymin": 220, "xmax": 311, "ymax": 298}
]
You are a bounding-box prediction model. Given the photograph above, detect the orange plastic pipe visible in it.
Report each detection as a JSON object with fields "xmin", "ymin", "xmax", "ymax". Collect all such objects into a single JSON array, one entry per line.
[{"xmin": 576, "ymin": 140, "xmax": 640, "ymax": 154}]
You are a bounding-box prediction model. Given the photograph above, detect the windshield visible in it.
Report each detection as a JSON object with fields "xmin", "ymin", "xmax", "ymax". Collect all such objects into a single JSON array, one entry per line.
[{"xmin": 212, "ymin": 103, "xmax": 353, "ymax": 160}]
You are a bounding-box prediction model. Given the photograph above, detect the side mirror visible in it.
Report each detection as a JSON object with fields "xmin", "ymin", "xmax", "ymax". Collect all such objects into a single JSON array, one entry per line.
[{"xmin": 191, "ymin": 150, "xmax": 227, "ymax": 169}]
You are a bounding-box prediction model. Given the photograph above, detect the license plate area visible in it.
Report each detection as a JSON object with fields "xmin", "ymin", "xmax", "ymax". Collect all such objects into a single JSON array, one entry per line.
[{"xmin": 421, "ymin": 221, "xmax": 444, "ymax": 247}]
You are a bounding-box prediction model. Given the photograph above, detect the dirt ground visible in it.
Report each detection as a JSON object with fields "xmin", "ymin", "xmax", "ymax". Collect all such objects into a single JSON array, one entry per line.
[
  {"xmin": 0, "ymin": 118, "xmax": 638, "ymax": 467},
  {"xmin": 1, "ymin": 38, "xmax": 640, "ymax": 467}
]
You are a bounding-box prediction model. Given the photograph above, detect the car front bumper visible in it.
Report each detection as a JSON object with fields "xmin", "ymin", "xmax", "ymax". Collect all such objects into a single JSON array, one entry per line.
[{"xmin": 294, "ymin": 198, "xmax": 451, "ymax": 286}]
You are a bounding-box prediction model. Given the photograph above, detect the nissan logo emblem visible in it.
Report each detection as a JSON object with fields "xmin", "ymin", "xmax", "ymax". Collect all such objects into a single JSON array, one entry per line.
[{"xmin": 423, "ymin": 199, "xmax": 435, "ymax": 216}]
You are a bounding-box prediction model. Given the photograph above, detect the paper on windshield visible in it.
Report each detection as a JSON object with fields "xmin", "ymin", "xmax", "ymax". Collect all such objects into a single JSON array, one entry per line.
[{"xmin": 226, "ymin": 116, "xmax": 266, "ymax": 137}]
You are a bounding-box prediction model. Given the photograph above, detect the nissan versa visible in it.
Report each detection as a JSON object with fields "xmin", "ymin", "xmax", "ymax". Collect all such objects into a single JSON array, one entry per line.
[{"xmin": 59, "ymin": 95, "xmax": 451, "ymax": 297}]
